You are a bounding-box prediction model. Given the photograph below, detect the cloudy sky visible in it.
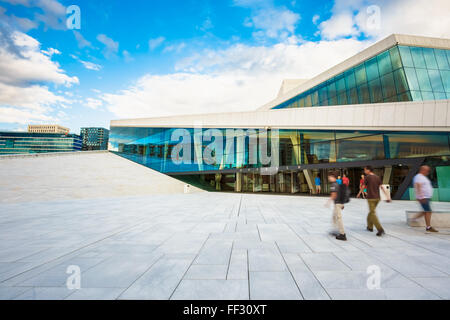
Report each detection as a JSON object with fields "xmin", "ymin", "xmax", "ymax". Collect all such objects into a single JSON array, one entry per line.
[{"xmin": 0, "ymin": 0, "xmax": 449, "ymax": 133}]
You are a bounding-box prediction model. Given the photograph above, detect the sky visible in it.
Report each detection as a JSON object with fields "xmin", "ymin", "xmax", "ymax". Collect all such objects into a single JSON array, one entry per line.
[{"xmin": 0, "ymin": 0, "xmax": 449, "ymax": 134}]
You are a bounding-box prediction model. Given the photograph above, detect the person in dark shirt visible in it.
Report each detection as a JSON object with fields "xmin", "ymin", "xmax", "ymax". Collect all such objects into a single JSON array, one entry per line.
[
  {"xmin": 326, "ymin": 172, "xmax": 346, "ymax": 241},
  {"xmin": 363, "ymin": 166, "xmax": 391, "ymax": 236}
]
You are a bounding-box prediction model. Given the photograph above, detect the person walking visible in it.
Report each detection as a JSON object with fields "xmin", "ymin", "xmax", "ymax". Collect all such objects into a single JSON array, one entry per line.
[
  {"xmin": 342, "ymin": 174, "xmax": 350, "ymax": 186},
  {"xmin": 357, "ymin": 174, "xmax": 367, "ymax": 199},
  {"xmin": 315, "ymin": 175, "xmax": 321, "ymax": 194},
  {"xmin": 337, "ymin": 175, "xmax": 342, "ymax": 185},
  {"xmin": 364, "ymin": 166, "xmax": 391, "ymax": 236},
  {"xmin": 326, "ymin": 172, "xmax": 347, "ymax": 241},
  {"xmin": 413, "ymin": 165, "xmax": 438, "ymax": 232}
]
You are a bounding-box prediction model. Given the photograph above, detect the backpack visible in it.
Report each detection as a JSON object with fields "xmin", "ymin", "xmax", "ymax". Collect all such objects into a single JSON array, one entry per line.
[{"xmin": 338, "ymin": 184, "xmax": 351, "ymax": 204}]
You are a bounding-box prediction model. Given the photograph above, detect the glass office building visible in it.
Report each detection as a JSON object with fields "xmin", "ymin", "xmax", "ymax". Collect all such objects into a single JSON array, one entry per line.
[
  {"xmin": 109, "ymin": 34, "xmax": 450, "ymax": 201},
  {"xmin": 0, "ymin": 132, "xmax": 82, "ymax": 155},
  {"xmin": 80, "ymin": 127, "xmax": 109, "ymax": 151}
]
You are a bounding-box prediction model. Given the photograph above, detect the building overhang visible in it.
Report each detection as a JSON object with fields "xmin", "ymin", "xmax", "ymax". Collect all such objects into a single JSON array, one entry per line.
[{"xmin": 110, "ymin": 99, "xmax": 450, "ymax": 132}]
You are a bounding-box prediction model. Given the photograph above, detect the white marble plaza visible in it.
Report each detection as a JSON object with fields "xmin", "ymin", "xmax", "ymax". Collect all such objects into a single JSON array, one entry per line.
[{"xmin": 0, "ymin": 153, "xmax": 449, "ymax": 300}]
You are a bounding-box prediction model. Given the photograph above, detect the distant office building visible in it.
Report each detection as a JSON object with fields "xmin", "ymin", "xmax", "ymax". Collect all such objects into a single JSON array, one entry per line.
[
  {"xmin": 28, "ymin": 124, "xmax": 70, "ymax": 134},
  {"xmin": 0, "ymin": 132, "xmax": 82, "ymax": 155},
  {"xmin": 80, "ymin": 127, "xmax": 109, "ymax": 151}
]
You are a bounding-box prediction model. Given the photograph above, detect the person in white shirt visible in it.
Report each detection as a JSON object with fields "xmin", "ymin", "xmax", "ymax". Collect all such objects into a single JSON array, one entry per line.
[{"xmin": 413, "ymin": 165, "xmax": 438, "ymax": 232}]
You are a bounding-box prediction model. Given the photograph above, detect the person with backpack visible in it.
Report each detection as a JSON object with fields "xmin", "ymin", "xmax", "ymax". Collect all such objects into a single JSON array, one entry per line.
[{"xmin": 326, "ymin": 172, "xmax": 350, "ymax": 241}]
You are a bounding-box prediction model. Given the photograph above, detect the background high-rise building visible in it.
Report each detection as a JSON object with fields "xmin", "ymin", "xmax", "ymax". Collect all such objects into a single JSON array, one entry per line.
[
  {"xmin": 27, "ymin": 124, "xmax": 70, "ymax": 134},
  {"xmin": 80, "ymin": 127, "xmax": 110, "ymax": 151}
]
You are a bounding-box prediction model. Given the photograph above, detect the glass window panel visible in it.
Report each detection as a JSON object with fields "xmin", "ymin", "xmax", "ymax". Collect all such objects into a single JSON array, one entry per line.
[
  {"xmin": 365, "ymin": 57, "xmax": 379, "ymax": 81},
  {"xmin": 336, "ymin": 76, "xmax": 346, "ymax": 95},
  {"xmin": 377, "ymin": 51, "xmax": 393, "ymax": 76},
  {"xmin": 305, "ymin": 94, "xmax": 312, "ymax": 107},
  {"xmin": 416, "ymin": 68, "xmax": 432, "ymax": 91},
  {"xmin": 357, "ymin": 84, "xmax": 370, "ymax": 103},
  {"xmin": 355, "ymin": 64, "xmax": 367, "ymax": 86},
  {"xmin": 397, "ymin": 91, "xmax": 411, "ymax": 101},
  {"xmin": 434, "ymin": 49, "xmax": 450, "ymax": 70},
  {"xmin": 423, "ymin": 48, "xmax": 438, "ymax": 69},
  {"xmin": 421, "ymin": 91, "xmax": 435, "ymax": 100},
  {"xmin": 368, "ymin": 78, "xmax": 383, "ymax": 102},
  {"xmin": 312, "ymin": 90, "xmax": 319, "ymax": 106},
  {"xmin": 410, "ymin": 90, "xmax": 423, "ymax": 100},
  {"xmin": 344, "ymin": 69, "xmax": 356, "ymax": 88},
  {"xmin": 328, "ymin": 95, "xmax": 338, "ymax": 106},
  {"xmin": 299, "ymin": 98, "xmax": 305, "ymax": 108},
  {"xmin": 380, "ymin": 72, "xmax": 396, "ymax": 99},
  {"xmin": 319, "ymin": 85, "xmax": 328, "ymax": 104},
  {"xmin": 383, "ymin": 95, "xmax": 398, "ymax": 102},
  {"xmin": 399, "ymin": 46, "xmax": 414, "ymax": 67},
  {"xmin": 337, "ymin": 92, "xmax": 347, "ymax": 105},
  {"xmin": 428, "ymin": 69, "xmax": 444, "ymax": 92},
  {"xmin": 441, "ymin": 70, "xmax": 450, "ymax": 92},
  {"xmin": 404, "ymin": 67, "xmax": 420, "ymax": 91},
  {"xmin": 327, "ymin": 80, "xmax": 337, "ymax": 98},
  {"xmin": 389, "ymin": 46, "xmax": 403, "ymax": 70},
  {"xmin": 434, "ymin": 92, "xmax": 447, "ymax": 99},
  {"xmin": 387, "ymin": 133, "xmax": 450, "ymax": 158},
  {"xmin": 347, "ymin": 87, "xmax": 358, "ymax": 104},
  {"xmin": 410, "ymin": 47, "xmax": 426, "ymax": 68},
  {"xmin": 393, "ymin": 68, "xmax": 409, "ymax": 94},
  {"xmin": 336, "ymin": 134, "xmax": 385, "ymax": 162}
]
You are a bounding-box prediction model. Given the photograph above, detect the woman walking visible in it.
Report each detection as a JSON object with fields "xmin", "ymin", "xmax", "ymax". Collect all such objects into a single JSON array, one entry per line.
[{"xmin": 356, "ymin": 174, "xmax": 367, "ymax": 199}]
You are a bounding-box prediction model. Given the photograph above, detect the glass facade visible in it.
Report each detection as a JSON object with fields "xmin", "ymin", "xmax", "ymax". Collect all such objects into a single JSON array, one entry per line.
[
  {"xmin": 0, "ymin": 132, "xmax": 82, "ymax": 155},
  {"xmin": 273, "ymin": 45, "xmax": 450, "ymax": 109},
  {"xmin": 109, "ymin": 127, "xmax": 450, "ymax": 172},
  {"xmin": 81, "ymin": 127, "xmax": 109, "ymax": 151},
  {"xmin": 109, "ymin": 126, "xmax": 450, "ymax": 200}
]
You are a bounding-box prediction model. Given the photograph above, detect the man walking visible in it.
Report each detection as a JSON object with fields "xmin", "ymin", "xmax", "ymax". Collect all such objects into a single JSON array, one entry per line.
[
  {"xmin": 413, "ymin": 165, "xmax": 438, "ymax": 232},
  {"xmin": 364, "ymin": 166, "xmax": 391, "ymax": 236},
  {"xmin": 326, "ymin": 172, "xmax": 347, "ymax": 241}
]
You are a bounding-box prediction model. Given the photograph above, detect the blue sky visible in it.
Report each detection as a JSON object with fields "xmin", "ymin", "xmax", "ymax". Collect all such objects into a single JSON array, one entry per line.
[{"xmin": 0, "ymin": 0, "xmax": 448, "ymax": 133}]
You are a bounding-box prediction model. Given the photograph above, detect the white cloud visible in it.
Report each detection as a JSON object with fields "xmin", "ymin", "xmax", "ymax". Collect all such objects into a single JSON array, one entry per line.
[
  {"xmin": 85, "ymin": 98, "xmax": 103, "ymax": 110},
  {"xmin": 0, "ymin": 30, "xmax": 77, "ymax": 124},
  {"xmin": 123, "ymin": 50, "xmax": 133, "ymax": 62},
  {"xmin": 319, "ymin": 12, "xmax": 359, "ymax": 40},
  {"xmin": 163, "ymin": 42, "xmax": 186, "ymax": 53},
  {"xmin": 149, "ymin": 36, "xmax": 165, "ymax": 50},
  {"xmin": 318, "ymin": 0, "xmax": 450, "ymax": 40},
  {"xmin": 41, "ymin": 47, "xmax": 60, "ymax": 56},
  {"xmin": 2, "ymin": 0, "xmax": 67, "ymax": 30},
  {"xmin": 234, "ymin": 0, "xmax": 300, "ymax": 40},
  {"xmin": 96, "ymin": 34, "xmax": 119, "ymax": 58},
  {"xmin": 73, "ymin": 31, "xmax": 92, "ymax": 49},
  {"xmin": 103, "ymin": 37, "xmax": 370, "ymax": 119},
  {"xmin": 312, "ymin": 14, "xmax": 320, "ymax": 25},
  {"xmin": 0, "ymin": 31, "xmax": 78, "ymax": 86},
  {"xmin": 80, "ymin": 60, "xmax": 101, "ymax": 71}
]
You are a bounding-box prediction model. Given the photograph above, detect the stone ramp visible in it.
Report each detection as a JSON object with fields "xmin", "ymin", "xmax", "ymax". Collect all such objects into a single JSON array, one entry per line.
[{"xmin": 0, "ymin": 151, "xmax": 203, "ymax": 203}]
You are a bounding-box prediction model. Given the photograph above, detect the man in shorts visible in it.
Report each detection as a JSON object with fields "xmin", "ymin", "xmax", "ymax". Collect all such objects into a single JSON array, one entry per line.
[{"xmin": 413, "ymin": 165, "xmax": 438, "ymax": 232}]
